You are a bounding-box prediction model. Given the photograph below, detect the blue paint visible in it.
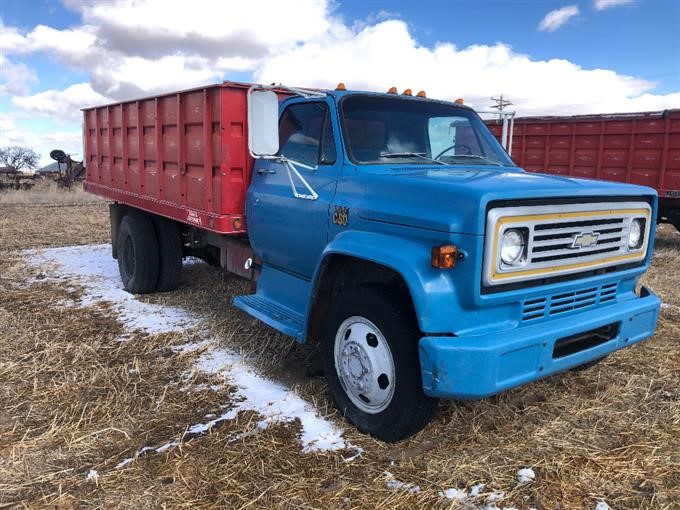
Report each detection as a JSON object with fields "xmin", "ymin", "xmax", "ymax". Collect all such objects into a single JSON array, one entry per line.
[{"xmin": 239, "ymin": 89, "xmax": 661, "ymax": 401}]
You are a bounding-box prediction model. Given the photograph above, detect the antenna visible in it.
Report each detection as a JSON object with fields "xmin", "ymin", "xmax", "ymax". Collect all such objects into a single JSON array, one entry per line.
[{"xmin": 490, "ymin": 94, "xmax": 513, "ymax": 112}]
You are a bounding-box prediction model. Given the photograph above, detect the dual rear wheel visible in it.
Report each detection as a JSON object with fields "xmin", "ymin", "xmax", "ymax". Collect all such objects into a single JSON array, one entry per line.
[{"xmin": 116, "ymin": 211, "xmax": 182, "ymax": 294}]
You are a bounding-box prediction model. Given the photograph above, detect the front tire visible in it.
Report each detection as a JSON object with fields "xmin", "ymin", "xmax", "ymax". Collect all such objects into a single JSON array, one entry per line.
[
  {"xmin": 117, "ymin": 212, "xmax": 159, "ymax": 294},
  {"xmin": 321, "ymin": 286, "xmax": 438, "ymax": 442}
]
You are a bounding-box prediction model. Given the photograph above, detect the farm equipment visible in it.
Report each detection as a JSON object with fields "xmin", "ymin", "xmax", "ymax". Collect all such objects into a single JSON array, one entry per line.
[
  {"xmin": 83, "ymin": 81, "xmax": 660, "ymax": 441},
  {"xmin": 486, "ymin": 110, "xmax": 680, "ymax": 231},
  {"xmin": 49, "ymin": 149, "xmax": 86, "ymax": 189}
]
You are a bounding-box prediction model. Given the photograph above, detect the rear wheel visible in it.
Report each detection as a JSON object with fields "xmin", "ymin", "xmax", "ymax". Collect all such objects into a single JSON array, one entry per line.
[
  {"xmin": 117, "ymin": 212, "xmax": 159, "ymax": 294},
  {"xmin": 151, "ymin": 216, "xmax": 182, "ymax": 292},
  {"xmin": 321, "ymin": 286, "xmax": 438, "ymax": 442}
]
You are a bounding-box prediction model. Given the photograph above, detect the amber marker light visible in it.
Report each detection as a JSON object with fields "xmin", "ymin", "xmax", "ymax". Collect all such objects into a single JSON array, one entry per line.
[
  {"xmin": 417, "ymin": 90, "xmax": 427, "ymax": 97},
  {"xmin": 335, "ymin": 82, "xmax": 347, "ymax": 91},
  {"xmin": 232, "ymin": 217, "xmax": 244, "ymax": 230},
  {"xmin": 402, "ymin": 88, "xmax": 413, "ymax": 96},
  {"xmin": 454, "ymin": 98, "xmax": 464, "ymax": 104},
  {"xmin": 431, "ymin": 245, "xmax": 460, "ymax": 269},
  {"xmin": 387, "ymin": 86, "xmax": 398, "ymax": 94}
]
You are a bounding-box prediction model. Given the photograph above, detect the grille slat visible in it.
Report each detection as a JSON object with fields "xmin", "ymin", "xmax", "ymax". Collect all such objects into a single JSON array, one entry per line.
[
  {"xmin": 521, "ymin": 282, "xmax": 618, "ymax": 322},
  {"xmin": 532, "ymin": 220, "xmax": 624, "ymax": 237},
  {"xmin": 532, "ymin": 231, "xmax": 623, "ymax": 248}
]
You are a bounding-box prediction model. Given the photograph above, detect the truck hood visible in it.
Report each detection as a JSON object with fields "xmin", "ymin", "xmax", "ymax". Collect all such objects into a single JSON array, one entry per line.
[{"xmin": 358, "ymin": 165, "xmax": 656, "ymax": 235}]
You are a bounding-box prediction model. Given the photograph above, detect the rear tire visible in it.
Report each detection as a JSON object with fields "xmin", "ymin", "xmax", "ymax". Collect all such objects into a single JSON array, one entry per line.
[
  {"xmin": 117, "ymin": 212, "xmax": 159, "ymax": 294},
  {"xmin": 151, "ymin": 216, "xmax": 182, "ymax": 292},
  {"xmin": 321, "ymin": 286, "xmax": 438, "ymax": 442}
]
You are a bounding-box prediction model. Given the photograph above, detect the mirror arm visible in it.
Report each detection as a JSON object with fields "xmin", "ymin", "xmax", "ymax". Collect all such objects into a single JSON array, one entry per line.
[{"xmin": 283, "ymin": 158, "xmax": 319, "ymax": 201}]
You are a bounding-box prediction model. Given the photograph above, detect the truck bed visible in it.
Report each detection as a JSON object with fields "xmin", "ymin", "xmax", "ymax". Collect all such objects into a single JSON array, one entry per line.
[
  {"xmin": 486, "ymin": 109, "xmax": 680, "ymax": 202},
  {"xmin": 83, "ymin": 82, "xmax": 255, "ymax": 234}
]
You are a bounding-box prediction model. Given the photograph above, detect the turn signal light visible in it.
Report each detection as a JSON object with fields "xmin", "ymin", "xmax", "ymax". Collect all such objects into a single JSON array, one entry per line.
[
  {"xmin": 402, "ymin": 88, "xmax": 413, "ymax": 96},
  {"xmin": 387, "ymin": 86, "xmax": 398, "ymax": 94},
  {"xmin": 232, "ymin": 217, "xmax": 244, "ymax": 230},
  {"xmin": 335, "ymin": 82, "xmax": 346, "ymax": 91},
  {"xmin": 417, "ymin": 90, "xmax": 427, "ymax": 97},
  {"xmin": 431, "ymin": 245, "xmax": 459, "ymax": 269}
]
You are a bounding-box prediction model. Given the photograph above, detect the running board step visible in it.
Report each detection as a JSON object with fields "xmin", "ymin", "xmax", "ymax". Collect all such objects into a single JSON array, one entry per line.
[{"xmin": 233, "ymin": 294, "xmax": 304, "ymax": 341}]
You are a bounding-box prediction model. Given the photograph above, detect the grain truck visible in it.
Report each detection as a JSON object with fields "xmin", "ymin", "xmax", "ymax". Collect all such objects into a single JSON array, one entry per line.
[{"xmin": 83, "ymin": 82, "xmax": 660, "ymax": 441}]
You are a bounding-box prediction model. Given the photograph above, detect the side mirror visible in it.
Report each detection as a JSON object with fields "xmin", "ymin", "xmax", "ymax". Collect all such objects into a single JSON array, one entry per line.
[{"xmin": 248, "ymin": 90, "xmax": 280, "ymax": 157}]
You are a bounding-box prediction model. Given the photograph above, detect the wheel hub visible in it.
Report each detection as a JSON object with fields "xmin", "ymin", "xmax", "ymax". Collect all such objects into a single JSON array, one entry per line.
[{"xmin": 334, "ymin": 316, "xmax": 396, "ymax": 414}]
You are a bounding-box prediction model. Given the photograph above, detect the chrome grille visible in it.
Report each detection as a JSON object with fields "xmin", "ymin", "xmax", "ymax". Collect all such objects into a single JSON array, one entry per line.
[
  {"xmin": 522, "ymin": 282, "xmax": 618, "ymax": 321},
  {"xmin": 484, "ymin": 201, "xmax": 651, "ymax": 286}
]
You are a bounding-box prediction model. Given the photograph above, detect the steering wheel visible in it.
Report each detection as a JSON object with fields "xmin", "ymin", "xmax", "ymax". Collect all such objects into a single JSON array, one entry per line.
[{"xmin": 435, "ymin": 144, "xmax": 473, "ymax": 159}]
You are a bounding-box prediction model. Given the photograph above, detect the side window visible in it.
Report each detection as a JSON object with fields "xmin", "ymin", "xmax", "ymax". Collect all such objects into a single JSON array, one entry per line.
[{"xmin": 279, "ymin": 102, "xmax": 336, "ymax": 166}]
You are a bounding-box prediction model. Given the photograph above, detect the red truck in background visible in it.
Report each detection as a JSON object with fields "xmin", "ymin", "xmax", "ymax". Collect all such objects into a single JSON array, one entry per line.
[{"xmin": 487, "ymin": 109, "xmax": 680, "ymax": 231}]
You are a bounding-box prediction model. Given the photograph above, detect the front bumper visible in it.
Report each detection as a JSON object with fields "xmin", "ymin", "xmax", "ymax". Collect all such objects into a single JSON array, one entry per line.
[{"xmin": 419, "ymin": 286, "xmax": 660, "ymax": 399}]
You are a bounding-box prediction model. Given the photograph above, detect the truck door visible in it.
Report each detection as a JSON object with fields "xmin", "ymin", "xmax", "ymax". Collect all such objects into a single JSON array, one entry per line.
[{"xmin": 247, "ymin": 99, "xmax": 340, "ymax": 279}]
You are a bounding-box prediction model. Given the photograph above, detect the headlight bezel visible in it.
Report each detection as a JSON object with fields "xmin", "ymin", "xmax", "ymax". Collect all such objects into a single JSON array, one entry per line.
[
  {"xmin": 499, "ymin": 227, "xmax": 528, "ymax": 267},
  {"xmin": 627, "ymin": 217, "xmax": 645, "ymax": 251}
]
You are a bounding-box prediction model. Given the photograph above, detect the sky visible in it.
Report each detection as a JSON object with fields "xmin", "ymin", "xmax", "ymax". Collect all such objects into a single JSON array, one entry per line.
[{"xmin": 1, "ymin": 0, "xmax": 679, "ymax": 167}]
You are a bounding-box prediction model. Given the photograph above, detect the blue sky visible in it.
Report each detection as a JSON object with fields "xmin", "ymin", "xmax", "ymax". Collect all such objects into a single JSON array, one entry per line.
[{"xmin": 1, "ymin": 0, "xmax": 679, "ymax": 166}]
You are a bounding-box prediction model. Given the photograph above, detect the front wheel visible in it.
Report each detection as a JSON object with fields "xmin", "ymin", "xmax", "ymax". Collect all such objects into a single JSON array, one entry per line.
[{"xmin": 321, "ymin": 286, "xmax": 438, "ymax": 442}]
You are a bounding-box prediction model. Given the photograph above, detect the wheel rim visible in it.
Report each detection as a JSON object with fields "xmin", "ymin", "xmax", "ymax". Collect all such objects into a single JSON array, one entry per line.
[
  {"xmin": 334, "ymin": 316, "xmax": 396, "ymax": 414},
  {"xmin": 122, "ymin": 235, "xmax": 136, "ymax": 279}
]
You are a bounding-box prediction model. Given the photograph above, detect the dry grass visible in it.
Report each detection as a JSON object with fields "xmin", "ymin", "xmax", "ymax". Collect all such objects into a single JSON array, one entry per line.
[
  {"xmin": 1, "ymin": 194, "xmax": 679, "ymax": 509},
  {"xmin": 0, "ymin": 180, "xmax": 101, "ymax": 205}
]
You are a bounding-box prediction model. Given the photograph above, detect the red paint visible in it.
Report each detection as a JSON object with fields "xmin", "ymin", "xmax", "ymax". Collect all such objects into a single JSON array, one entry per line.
[
  {"xmin": 486, "ymin": 109, "xmax": 680, "ymax": 203},
  {"xmin": 83, "ymin": 82, "xmax": 289, "ymax": 235}
]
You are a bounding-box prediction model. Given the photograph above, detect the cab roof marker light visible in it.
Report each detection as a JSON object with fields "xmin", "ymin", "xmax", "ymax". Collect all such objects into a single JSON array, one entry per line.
[
  {"xmin": 387, "ymin": 87, "xmax": 398, "ymax": 94},
  {"xmin": 335, "ymin": 82, "xmax": 346, "ymax": 91},
  {"xmin": 402, "ymin": 88, "xmax": 413, "ymax": 96},
  {"xmin": 417, "ymin": 90, "xmax": 427, "ymax": 97},
  {"xmin": 454, "ymin": 98, "xmax": 464, "ymax": 104}
]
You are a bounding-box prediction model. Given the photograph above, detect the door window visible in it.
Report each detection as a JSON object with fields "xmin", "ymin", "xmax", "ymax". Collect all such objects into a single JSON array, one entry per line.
[{"xmin": 279, "ymin": 102, "xmax": 336, "ymax": 166}]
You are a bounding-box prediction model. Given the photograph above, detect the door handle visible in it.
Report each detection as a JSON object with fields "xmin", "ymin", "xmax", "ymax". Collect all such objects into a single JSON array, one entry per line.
[{"xmin": 257, "ymin": 168, "xmax": 276, "ymax": 174}]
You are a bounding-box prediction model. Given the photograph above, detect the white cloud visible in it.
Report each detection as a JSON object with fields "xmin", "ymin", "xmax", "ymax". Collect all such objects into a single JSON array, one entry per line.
[
  {"xmin": 255, "ymin": 20, "xmax": 679, "ymax": 116},
  {"xmin": 538, "ymin": 5, "xmax": 580, "ymax": 32},
  {"xmin": 0, "ymin": 55, "xmax": 38, "ymax": 95},
  {"xmin": 594, "ymin": 0, "xmax": 635, "ymax": 10},
  {"xmin": 0, "ymin": 0, "xmax": 678, "ymax": 129},
  {"xmin": 0, "ymin": 113, "xmax": 82, "ymax": 166},
  {"xmin": 12, "ymin": 83, "xmax": 110, "ymax": 120}
]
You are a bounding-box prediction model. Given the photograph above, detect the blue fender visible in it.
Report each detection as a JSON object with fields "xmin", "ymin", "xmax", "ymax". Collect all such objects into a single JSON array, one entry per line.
[{"xmin": 306, "ymin": 230, "xmax": 459, "ymax": 334}]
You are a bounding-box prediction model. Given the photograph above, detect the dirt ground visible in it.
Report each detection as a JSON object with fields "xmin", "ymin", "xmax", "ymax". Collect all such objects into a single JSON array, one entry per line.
[{"xmin": 0, "ymin": 194, "xmax": 678, "ymax": 509}]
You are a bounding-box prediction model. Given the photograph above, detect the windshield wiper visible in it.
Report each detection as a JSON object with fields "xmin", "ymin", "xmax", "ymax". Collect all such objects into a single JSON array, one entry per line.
[
  {"xmin": 379, "ymin": 152, "xmax": 446, "ymax": 165},
  {"xmin": 448, "ymin": 154, "xmax": 503, "ymax": 166}
]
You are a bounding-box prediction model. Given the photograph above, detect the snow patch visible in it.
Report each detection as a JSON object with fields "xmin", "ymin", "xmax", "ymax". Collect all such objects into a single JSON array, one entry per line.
[
  {"xmin": 25, "ymin": 244, "xmax": 199, "ymax": 335},
  {"xmin": 194, "ymin": 346, "xmax": 347, "ymax": 452},
  {"xmin": 595, "ymin": 502, "xmax": 610, "ymax": 510},
  {"xmin": 24, "ymin": 244, "xmax": 351, "ymax": 462},
  {"xmin": 439, "ymin": 487, "xmax": 467, "ymax": 500},
  {"xmin": 86, "ymin": 469, "xmax": 98, "ymax": 481},
  {"xmin": 517, "ymin": 467, "xmax": 535, "ymax": 484},
  {"xmin": 384, "ymin": 471, "xmax": 421, "ymax": 494}
]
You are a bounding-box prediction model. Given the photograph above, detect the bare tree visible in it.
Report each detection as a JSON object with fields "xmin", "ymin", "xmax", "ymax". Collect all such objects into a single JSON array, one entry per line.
[{"xmin": 0, "ymin": 146, "xmax": 40, "ymax": 173}]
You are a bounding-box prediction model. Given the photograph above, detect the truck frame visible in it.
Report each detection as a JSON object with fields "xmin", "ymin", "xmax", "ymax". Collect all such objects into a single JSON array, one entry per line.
[{"xmin": 84, "ymin": 82, "xmax": 661, "ymax": 441}]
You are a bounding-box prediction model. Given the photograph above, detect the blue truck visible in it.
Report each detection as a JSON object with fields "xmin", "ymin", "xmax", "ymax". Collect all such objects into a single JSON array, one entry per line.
[{"xmin": 85, "ymin": 82, "xmax": 661, "ymax": 441}]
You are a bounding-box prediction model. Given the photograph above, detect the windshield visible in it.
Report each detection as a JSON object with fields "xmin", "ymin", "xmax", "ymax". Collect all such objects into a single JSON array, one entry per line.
[{"xmin": 340, "ymin": 95, "xmax": 514, "ymax": 167}]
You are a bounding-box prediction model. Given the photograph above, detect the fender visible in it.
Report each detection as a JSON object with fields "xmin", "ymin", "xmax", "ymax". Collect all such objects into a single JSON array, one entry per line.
[{"xmin": 306, "ymin": 230, "xmax": 459, "ymax": 335}]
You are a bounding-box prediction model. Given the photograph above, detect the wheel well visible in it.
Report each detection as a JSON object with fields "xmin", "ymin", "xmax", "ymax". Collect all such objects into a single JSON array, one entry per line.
[{"xmin": 307, "ymin": 255, "xmax": 419, "ymax": 343}]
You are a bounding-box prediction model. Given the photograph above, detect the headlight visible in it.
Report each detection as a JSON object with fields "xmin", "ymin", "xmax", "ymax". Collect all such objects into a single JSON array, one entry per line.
[
  {"xmin": 500, "ymin": 229, "xmax": 526, "ymax": 265},
  {"xmin": 628, "ymin": 219, "xmax": 643, "ymax": 249}
]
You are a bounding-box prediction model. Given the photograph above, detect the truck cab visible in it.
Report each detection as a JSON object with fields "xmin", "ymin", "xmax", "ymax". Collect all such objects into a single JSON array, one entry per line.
[{"xmin": 237, "ymin": 86, "xmax": 660, "ymax": 441}]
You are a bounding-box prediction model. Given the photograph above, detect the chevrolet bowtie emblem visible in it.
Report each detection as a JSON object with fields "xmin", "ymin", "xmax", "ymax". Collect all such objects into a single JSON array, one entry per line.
[{"xmin": 571, "ymin": 231, "xmax": 599, "ymax": 249}]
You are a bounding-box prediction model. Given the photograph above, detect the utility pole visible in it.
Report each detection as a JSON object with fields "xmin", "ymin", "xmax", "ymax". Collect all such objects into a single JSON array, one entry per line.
[{"xmin": 490, "ymin": 94, "xmax": 513, "ymax": 112}]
